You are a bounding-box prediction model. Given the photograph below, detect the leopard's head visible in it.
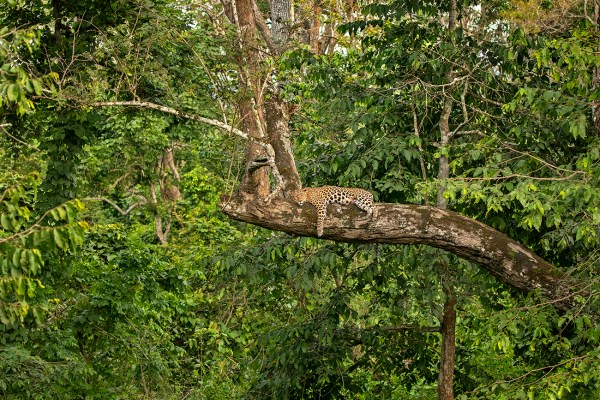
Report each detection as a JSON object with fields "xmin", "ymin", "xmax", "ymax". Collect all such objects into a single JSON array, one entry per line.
[{"xmin": 289, "ymin": 188, "xmax": 308, "ymax": 205}]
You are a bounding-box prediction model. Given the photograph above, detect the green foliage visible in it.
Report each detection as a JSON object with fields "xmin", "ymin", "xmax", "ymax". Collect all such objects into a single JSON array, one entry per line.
[
  {"xmin": 1, "ymin": 0, "xmax": 599, "ymax": 398},
  {"xmin": 0, "ymin": 174, "xmax": 86, "ymax": 326},
  {"xmin": 279, "ymin": 0, "xmax": 600, "ymax": 397},
  {"xmin": 0, "ymin": 23, "xmax": 57, "ymax": 115}
]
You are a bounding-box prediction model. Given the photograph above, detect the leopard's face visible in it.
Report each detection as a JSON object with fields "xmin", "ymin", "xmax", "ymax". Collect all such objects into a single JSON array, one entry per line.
[{"xmin": 290, "ymin": 188, "xmax": 308, "ymax": 205}]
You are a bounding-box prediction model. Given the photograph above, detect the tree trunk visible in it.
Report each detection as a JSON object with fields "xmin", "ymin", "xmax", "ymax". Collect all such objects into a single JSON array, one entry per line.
[
  {"xmin": 263, "ymin": 0, "xmax": 301, "ymax": 192},
  {"xmin": 310, "ymin": 0, "xmax": 322, "ymax": 53},
  {"xmin": 160, "ymin": 147, "xmax": 181, "ymax": 202},
  {"xmin": 265, "ymin": 91, "xmax": 302, "ymax": 192},
  {"xmin": 593, "ymin": 0, "xmax": 600, "ymax": 135},
  {"xmin": 235, "ymin": 0, "xmax": 270, "ymax": 197},
  {"xmin": 52, "ymin": 0, "xmax": 65, "ymax": 49},
  {"xmin": 436, "ymin": 1, "xmax": 458, "ymax": 397},
  {"xmin": 149, "ymin": 184, "xmax": 169, "ymax": 245},
  {"xmin": 226, "ymin": 0, "xmax": 301, "ymax": 197},
  {"xmin": 437, "ymin": 95, "xmax": 452, "ymax": 208},
  {"xmin": 438, "ymin": 294, "xmax": 457, "ymax": 400},
  {"xmin": 269, "ymin": 0, "xmax": 293, "ymax": 49}
]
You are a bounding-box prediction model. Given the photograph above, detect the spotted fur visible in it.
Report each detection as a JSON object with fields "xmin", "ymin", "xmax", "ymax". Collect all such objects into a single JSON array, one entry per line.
[{"xmin": 290, "ymin": 186, "xmax": 374, "ymax": 237}]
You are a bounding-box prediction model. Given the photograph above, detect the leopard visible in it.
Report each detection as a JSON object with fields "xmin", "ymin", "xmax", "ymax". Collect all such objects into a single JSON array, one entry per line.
[{"xmin": 290, "ymin": 186, "xmax": 375, "ymax": 237}]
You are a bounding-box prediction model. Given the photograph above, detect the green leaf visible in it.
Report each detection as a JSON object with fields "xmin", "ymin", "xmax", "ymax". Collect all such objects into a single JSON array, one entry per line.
[
  {"xmin": 27, "ymin": 278, "xmax": 36, "ymax": 298},
  {"xmin": 53, "ymin": 229, "xmax": 64, "ymax": 249},
  {"xmin": 0, "ymin": 307, "xmax": 10, "ymax": 325},
  {"xmin": 57, "ymin": 205, "xmax": 67, "ymax": 220},
  {"xmin": 569, "ymin": 113, "xmax": 587, "ymax": 139},
  {"xmin": 32, "ymin": 79, "xmax": 42, "ymax": 95},
  {"xmin": 33, "ymin": 231, "xmax": 41, "ymax": 246},
  {"xmin": 1, "ymin": 213, "xmax": 12, "ymax": 231},
  {"xmin": 16, "ymin": 277, "xmax": 25, "ymax": 296},
  {"xmin": 65, "ymin": 204, "xmax": 76, "ymax": 221},
  {"xmin": 7, "ymin": 83, "xmax": 17, "ymax": 102},
  {"xmin": 12, "ymin": 248, "xmax": 21, "ymax": 269},
  {"xmin": 50, "ymin": 209, "xmax": 60, "ymax": 221}
]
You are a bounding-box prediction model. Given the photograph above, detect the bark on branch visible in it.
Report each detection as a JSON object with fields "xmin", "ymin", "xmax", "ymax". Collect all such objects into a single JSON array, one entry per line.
[{"xmin": 220, "ymin": 195, "xmax": 583, "ymax": 312}]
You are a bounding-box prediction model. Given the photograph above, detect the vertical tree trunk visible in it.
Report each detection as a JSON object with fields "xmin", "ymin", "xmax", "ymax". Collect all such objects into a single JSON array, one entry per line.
[
  {"xmin": 224, "ymin": 0, "xmax": 330, "ymax": 196},
  {"xmin": 436, "ymin": 0, "xmax": 456, "ymax": 208},
  {"xmin": 438, "ymin": 293, "xmax": 457, "ymax": 400},
  {"xmin": 310, "ymin": 0, "xmax": 322, "ymax": 53},
  {"xmin": 437, "ymin": 1, "xmax": 457, "ymax": 399},
  {"xmin": 160, "ymin": 147, "xmax": 181, "ymax": 202},
  {"xmin": 265, "ymin": 91, "xmax": 302, "ymax": 192},
  {"xmin": 593, "ymin": 0, "xmax": 600, "ymax": 135},
  {"xmin": 269, "ymin": 0, "xmax": 293, "ymax": 49},
  {"xmin": 51, "ymin": 0, "xmax": 65, "ymax": 49},
  {"xmin": 162, "ymin": 147, "xmax": 180, "ymax": 181},
  {"xmin": 149, "ymin": 184, "xmax": 169, "ymax": 245},
  {"xmin": 437, "ymin": 96, "xmax": 452, "ymax": 208},
  {"xmin": 264, "ymin": 0, "xmax": 301, "ymax": 193},
  {"xmin": 235, "ymin": 0, "xmax": 270, "ymax": 197}
]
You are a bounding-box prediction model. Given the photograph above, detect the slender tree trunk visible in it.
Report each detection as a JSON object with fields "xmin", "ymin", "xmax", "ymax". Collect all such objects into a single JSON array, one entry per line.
[
  {"xmin": 149, "ymin": 184, "xmax": 169, "ymax": 245},
  {"xmin": 438, "ymin": 290, "xmax": 457, "ymax": 400},
  {"xmin": 437, "ymin": 96, "xmax": 452, "ymax": 208},
  {"xmin": 436, "ymin": 0, "xmax": 457, "ymax": 208},
  {"xmin": 162, "ymin": 147, "xmax": 180, "ymax": 181},
  {"xmin": 310, "ymin": 0, "xmax": 322, "ymax": 53},
  {"xmin": 437, "ymin": 1, "xmax": 457, "ymax": 398},
  {"xmin": 160, "ymin": 147, "xmax": 181, "ymax": 201},
  {"xmin": 52, "ymin": 0, "xmax": 65, "ymax": 49},
  {"xmin": 593, "ymin": 0, "xmax": 600, "ymax": 135}
]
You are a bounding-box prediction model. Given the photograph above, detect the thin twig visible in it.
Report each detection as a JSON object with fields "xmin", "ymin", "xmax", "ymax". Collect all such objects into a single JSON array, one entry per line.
[
  {"xmin": 493, "ymin": 355, "xmax": 589, "ymax": 386},
  {"xmin": 450, "ymin": 171, "xmax": 584, "ymax": 182},
  {"xmin": 0, "ymin": 209, "xmax": 52, "ymax": 244},
  {"xmin": 502, "ymin": 143, "xmax": 587, "ymax": 175},
  {"xmin": 0, "ymin": 124, "xmax": 39, "ymax": 150}
]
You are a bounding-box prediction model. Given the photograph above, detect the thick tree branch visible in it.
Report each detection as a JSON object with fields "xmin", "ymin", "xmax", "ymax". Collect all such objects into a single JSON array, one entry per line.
[
  {"xmin": 220, "ymin": 195, "xmax": 583, "ymax": 312},
  {"xmin": 252, "ymin": 2, "xmax": 277, "ymax": 53}
]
